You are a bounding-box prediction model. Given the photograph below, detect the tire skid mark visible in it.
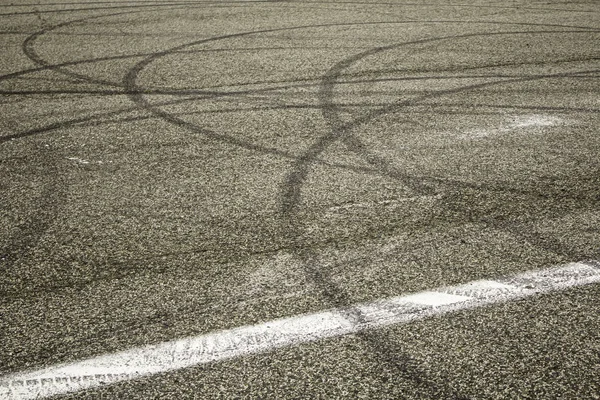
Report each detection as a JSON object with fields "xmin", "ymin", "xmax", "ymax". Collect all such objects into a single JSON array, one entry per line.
[
  {"xmin": 1, "ymin": 0, "xmax": 596, "ymax": 17},
  {"xmin": 21, "ymin": 10, "xmax": 147, "ymax": 89},
  {"xmin": 4, "ymin": 54, "xmax": 598, "ymax": 97},
  {"xmin": 8, "ymin": 16, "xmax": 598, "ymax": 92},
  {"xmin": 3, "ymin": 14, "xmax": 597, "ymax": 296},
  {"xmin": 281, "ymin": 30, "xmax": 599, "ymax": 214},
  {"xmin": 124, "ymin": 20, "xmax": 599, "ymax": 184},
  {"xmin": 1, "ymin": 12, "xmax": 147, "ymax": 279},
  {"xmin": 2, "ymin": 65, "xmax": 598, "ymax": 145},
  {"xmin": 4, "ymin": 262, "xmax": 599, "ymax": 399},
  {"xmin": 2, "ymin": 5, "xmax": 598, "ymax": 396},
  {"xmin": 0, "ymin": 2, "xmax": 404, "ymax": 19},
  {"xmin": 277, "ymin": 23, "xmax": 599, "ymax": 400},
  {"xmin": 2, "ymin": 179, "xmax": 598, "ymax": 301},
  {"xmin": 0, "ymin": 1, "xmax": 263, "ymax": 17},
  {"xmin": 2, "ymin": 285, "xmax": 309, "ymax": 376},
  {"xmin": 88, "ymin": 15, "xmax": 600, "ymax": 343},
  {"xmin": 1, "ymin": 11, "xmax": 164, "ymax": 315}
]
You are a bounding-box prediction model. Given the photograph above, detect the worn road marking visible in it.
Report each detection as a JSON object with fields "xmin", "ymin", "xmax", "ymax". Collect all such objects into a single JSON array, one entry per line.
[
  {"xmin": 460, "ymin": 114, "xmax": 565, "ymax": 139},
  {"xmin": 1, "ymin": 261, "xmax": 599, "ymax": 399}
]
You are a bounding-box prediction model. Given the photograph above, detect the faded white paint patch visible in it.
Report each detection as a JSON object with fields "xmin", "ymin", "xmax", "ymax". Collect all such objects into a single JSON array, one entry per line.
[
  {"xmin": 459, "ymin": 114, "xmax": 565, "ymax": 139},
  {"xmin": 66, "ymin": 157, "xmax": 104, "ymax": 165},
  {"xmin": 401, "ymin": 291, "xmax": 470, "ymax": 306},
  {"xmin": 509, "ymin": 114, "xmax": 561, "ymax": 129},
  {"xmin": 1, "ymin": 261, "xmax": 598, "ymax": 400}
]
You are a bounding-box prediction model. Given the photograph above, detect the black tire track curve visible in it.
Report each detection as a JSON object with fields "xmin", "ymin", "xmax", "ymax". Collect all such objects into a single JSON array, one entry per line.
[
  {"xmin": 280, "ymin": 29, "xmax": 599, "ymax": 399},
  {"xmin": 2, "ymin": 4, "xmax": 598, "ymax": 395},
  {"xmin": 0, "ymin": 10, "xmax": 150, "ymax": 292},
  {"xmin": 123, "ymin": 16, "xmax": 597, "ymax": 397},
  {"xmin": 8, "ymin": 10, "xmax": 599, "ymax": 308}
]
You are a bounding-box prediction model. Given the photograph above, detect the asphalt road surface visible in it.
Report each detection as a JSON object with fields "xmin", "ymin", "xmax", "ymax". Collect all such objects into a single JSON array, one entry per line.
[{"xmin": 1, "ymin": 0, "xmax": 599, "ymax": 399}]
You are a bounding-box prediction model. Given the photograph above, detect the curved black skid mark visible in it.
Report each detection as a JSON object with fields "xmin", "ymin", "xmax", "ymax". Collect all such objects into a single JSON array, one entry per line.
[
  {"xmin": 281, "ymin": 30, "xmax": 600, "ymax": 214},
  {"xmin": 0, "ymin": 0, "xmax": 596, "ymax": 17},
  {"xmin": 1, "ymin": 12, "xmax": 140, "ymax": 281},
  {"xmin": 119, "ymin": 21, "xmax": 599, "ymax": 377},
  {"xmin": 279, "ymin": 26, "xmax": 599, "ymax": 398},
  {"xmin": 6, "ymin": 13, "xmax": 596, "ymax": 304},
  {"xmin": 122, "ymin": 21, "xmax": 598, "ymax": 195},
  {"xmin": 14, "ymin": 15, "xmax": 600, "ymax": 103},
  {"xmin": 21, "ymin": 10, "xmax": 148, "ymax": 88},
  {"xmin": 0, "ymin": 1, "xmax": 264, "ymax": 17},
  {"xmin": 2, "ymin": 8, "xmax": 598, "ymax": 393},
  {"xmin": 122, "ymin": 15, "xmax": 599, "ymax": 396}
]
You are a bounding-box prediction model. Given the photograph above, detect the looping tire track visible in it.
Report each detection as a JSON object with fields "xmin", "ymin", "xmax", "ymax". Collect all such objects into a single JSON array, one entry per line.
[
  {"xmin": 21, "ymin": 11, "xmax": 147, "ymax": 88},
  {"xmin": 1, "ymin": 2, "xmax": 599, "ymax": 397},
  {"xmin": 122, "ymin": 16, "xmax": 598, "ymax": 400},
  {"xmin": 278, "ymin": 29, "xmax": 599, "ymax": 398},
  {"xmin": 4, "ymin": 15, "xmax": 599, "ymax": 287}
]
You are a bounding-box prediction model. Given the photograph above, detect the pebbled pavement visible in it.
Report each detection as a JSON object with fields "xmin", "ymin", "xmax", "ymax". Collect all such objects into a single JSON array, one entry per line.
[{"xmin": 1, "ymin": 0, "xmax": 599, "ymax": 398}]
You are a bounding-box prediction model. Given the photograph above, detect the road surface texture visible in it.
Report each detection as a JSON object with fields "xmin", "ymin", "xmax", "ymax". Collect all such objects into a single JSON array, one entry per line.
[{"xmin": 1, "ymin": 0, "xmax": 599, "ymax": 399}]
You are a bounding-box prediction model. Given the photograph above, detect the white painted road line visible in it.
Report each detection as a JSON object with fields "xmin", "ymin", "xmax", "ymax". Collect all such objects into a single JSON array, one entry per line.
[{"xmin": 2, "ymin": 261, "xmax": 599, "ymax": 400}]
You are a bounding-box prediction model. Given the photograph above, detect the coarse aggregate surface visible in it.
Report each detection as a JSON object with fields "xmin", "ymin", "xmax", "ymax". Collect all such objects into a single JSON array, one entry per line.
[{"xmin": 1, "ymin": 0, "xmax": 599, "ymax": 398}]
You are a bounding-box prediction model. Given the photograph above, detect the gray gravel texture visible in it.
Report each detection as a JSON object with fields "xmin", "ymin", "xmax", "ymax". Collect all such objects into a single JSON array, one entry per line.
[{"xmin": 1, "ymin": 0, "xmax": 599, "ymax": 398}]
